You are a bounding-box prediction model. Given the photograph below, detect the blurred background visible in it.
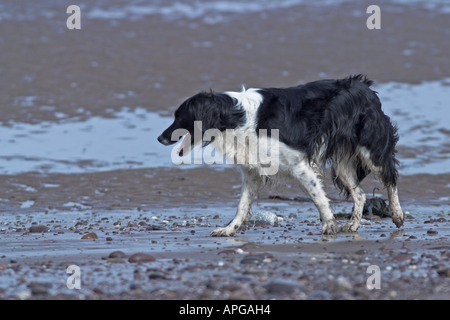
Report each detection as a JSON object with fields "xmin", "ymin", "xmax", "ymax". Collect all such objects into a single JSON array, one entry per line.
[{"xmin": 0, "ymin": 0, "xmax": 449, "ymax": 211}]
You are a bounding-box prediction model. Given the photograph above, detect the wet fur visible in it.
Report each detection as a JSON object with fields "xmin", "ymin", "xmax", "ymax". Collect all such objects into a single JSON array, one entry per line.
[{"xmin": 158, "ymin": 75, "xmax": 404, "ymax": 236}]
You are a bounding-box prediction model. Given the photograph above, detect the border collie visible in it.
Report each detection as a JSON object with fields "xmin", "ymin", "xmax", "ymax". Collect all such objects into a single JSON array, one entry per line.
[{"xmin": 158, "ymin": 75, "xmax": 404, "ymax": 236}]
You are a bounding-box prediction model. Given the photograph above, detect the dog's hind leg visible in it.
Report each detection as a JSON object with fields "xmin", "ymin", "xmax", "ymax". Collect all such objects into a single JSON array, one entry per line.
[
  {"xmin": 334, "ymin": 159, "xmax": 366, "ymax": 233},
  {"xmin": 211, "ymin": 167, "xmax": 261, "ymax": 237},
  {"xmin": 358, "ymin": 147, "xmax": 404, "ymax": 228},
  {"xmin": 387, "ymin": 185, "xmax": 404, "ymax": 228},
  {"xmin": 293, "ymin": 161, "xmax": 337, "ymax": 235}
]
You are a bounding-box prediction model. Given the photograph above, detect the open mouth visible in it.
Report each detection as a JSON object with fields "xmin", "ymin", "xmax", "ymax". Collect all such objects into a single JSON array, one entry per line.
[
  {"xmin": 177, "ymin": 133, "xmax": 191, "ymax": 156},
  {"xmin": 176, "ymin": 132, "xmax": 213, "ymax": 157}
]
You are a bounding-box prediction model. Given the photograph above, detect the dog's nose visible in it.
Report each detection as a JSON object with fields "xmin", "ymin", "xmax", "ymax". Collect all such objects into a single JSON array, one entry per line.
[{"xmin": 157, "ymin": 134, "xmax": 170, "ymax": 145}]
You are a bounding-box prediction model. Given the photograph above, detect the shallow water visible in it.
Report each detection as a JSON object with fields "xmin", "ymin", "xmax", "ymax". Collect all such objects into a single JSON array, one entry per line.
[
  {"xmin": 0, "ymin": 107, "xmax": 171, "ymax": 174},
  {"xmin": 2, "ymin": 0, "xmax": 449, "ymax": 22},
  {"xmin": 1, "ymin": 80, "xmax": 448, "ymax": 175},
  {"xmin": 375, "ymin": 79, "xmax": 450, "ymax": 175},
  {"xmin": 0, "ymin": 199, "xmax": 448, "ymax": 299}
]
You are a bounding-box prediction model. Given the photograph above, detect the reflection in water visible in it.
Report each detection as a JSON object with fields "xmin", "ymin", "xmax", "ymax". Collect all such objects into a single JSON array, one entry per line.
[{"xmin": 0, "ymin": 80, "xmax": 449, "ymax": 175}]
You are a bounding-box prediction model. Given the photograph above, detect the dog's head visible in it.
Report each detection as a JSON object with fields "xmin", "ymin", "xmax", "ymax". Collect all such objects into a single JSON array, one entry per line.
[{"xmin": 157, "ymin": 91, "xmax": 245, "ymax": 157}]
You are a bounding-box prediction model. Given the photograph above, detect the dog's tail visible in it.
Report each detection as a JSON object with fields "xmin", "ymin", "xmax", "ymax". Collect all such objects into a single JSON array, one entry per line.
[{"xmin": 321, "ymin": 74, "xmax": 399, "ymax": 194}]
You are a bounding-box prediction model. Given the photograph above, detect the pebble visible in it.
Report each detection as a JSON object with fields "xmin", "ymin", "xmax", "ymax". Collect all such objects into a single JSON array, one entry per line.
[
  {"xmin": 146, "ymin": 225, "xmax": 165, "ymax": 231},
  {"xmin": 29, "ymin": 225, "xmax": 49, "ymax": 233},
  {"xmin": 14, "ymin": 290, "xmax": 31, "ymax": 300},
  {"xmin": 109, "ymin": 250, "xmax": 127, "ymax": 259},
  {"xmin": 336, "ymin": 276, "xmax": 353, "ymax": 290},
  {"xmin": 240, "ymin": 255, "xmax": 263, "ymax": 265},
  {"xmin": 248, "ymin": 211, "xmax": 281, "ymax": 226},
  {"xmin": 218, "ymin": 249, "xmax": 235, "ymax": 255},
  {"xmin": 148, "ymin": 272, "xmax": 167, "ymax": 280},
  {"xmin": 28, "ymin": 281, "xmax": 52, "ymax": 295},
  {"xmin": 128, "ymin": 253, "xmax": 156, "ymax": 263},
  {"xmin": 437, "ymin": 268, "xmax": 450, "ymax": 277},
  {"xmin": 264, "ymin": 281, "xmax": 298, "ymax": 294},
  {"xmin": 127, "ymin": 221, "xmax": 139, "ymax": 228},
  {"xmin": 81, "ymin": 232, "xmax": 98, "ymax": 239},
  {"xmin": 393, "ymin": 253, "xmax": 413, "ymax": 261},
  {"xmin": 309, "ymin": 290, "xmax": 332, "ymax": 300},
  {"xmin": 107, "ymin": 258, "xmax": 127, "ymax": 264},
  {"xmin": 228, "ymin": 284, "xmax": 256, "ymax": 300}
]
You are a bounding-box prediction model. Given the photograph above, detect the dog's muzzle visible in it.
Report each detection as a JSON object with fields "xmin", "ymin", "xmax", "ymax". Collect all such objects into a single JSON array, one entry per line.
[{"xmin": 157, "ymin": 134, "xmax": 172, "ymax": 146}]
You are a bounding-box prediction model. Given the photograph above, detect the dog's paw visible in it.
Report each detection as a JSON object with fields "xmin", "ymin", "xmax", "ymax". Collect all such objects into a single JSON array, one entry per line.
[
  {"xmin": 210, "ymin": 226, "xmax": 236, "ymax": 237},
  {"xmin": 391, "ymin": 210, "xmax": 405, "ymax": 228},
  {"xmin": 321, "ymin": 219, "xmax": 338, "ymax": 235},
  {"xmin": 339, "ymin": 220, "xmax": 360, "ymax": 233}
]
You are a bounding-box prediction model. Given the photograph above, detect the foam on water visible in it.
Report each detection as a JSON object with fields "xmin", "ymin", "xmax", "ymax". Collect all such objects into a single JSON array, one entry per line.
[
  {"xmin": 1, "ymin": 0, "xmax": 449, "ymax": 24},
  {"xmin": 85, "ymin": 0, "xmax": 450, "ymax": 23},
  {"xmin": 0, "ymin": 79, "xmax": 449, "ymax": 175},
  {"xmin": 87, "ymin": 0, "xmax": 344, "ymax": 21}
]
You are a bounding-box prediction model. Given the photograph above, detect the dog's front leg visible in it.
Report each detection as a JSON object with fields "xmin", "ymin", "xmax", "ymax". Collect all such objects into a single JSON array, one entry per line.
[
  {"xmin": 211, "ymin": 168, "xmax": 261, "ymax": 237},
  {"xmin": 293, "ymin": 162, "xmax": 338, "ymax": 235}
]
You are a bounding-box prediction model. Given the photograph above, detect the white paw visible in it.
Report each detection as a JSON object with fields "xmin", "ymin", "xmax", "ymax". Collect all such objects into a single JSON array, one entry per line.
[
  {"xmin": 210, "ymin": 226, "xmax": 236, "ymax": 237},
  {"xmin": 321, "ymin": 219, "xmax": 338, "ymax": 235},
  {"xmin": 391, "ymin": 210, "xmax": 405, "ymax": 228},
  {"xmin": 339, "ymin": 220, "xmax": 360, "ymax": 233}
]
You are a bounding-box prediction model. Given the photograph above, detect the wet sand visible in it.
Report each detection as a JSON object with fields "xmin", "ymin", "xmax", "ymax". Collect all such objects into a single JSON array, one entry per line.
[
  {"xmin": 1, "ymin": 0, "xmax": 450, "ymax": 124},
  {"xmin": 0, "ymin": 167, "xmax": 449, "ymax": 300},
  {"xmin": 1, "ymin": 167, "xmax": 450, "ymax": 212},
  {"xmin": 0, "ymin": 0, "xmax": 449, "ymax": 301},
  {"xmin": 0, "ymin": 193, "xmax": 449, "ymax": 300}
]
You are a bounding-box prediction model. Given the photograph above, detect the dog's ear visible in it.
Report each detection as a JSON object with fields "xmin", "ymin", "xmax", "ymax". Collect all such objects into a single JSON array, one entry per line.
[
  {"xmin": 187, "ymin": 92, "xmax": 219, "ymax": 130},
  {"xmin": 208, "ymin": 93, "xmax": 246, "ymax": 132},
  {"xmin": 191, "ymin": 91, "xmax": 244, "ymax": 132},
  {"xmin": 202, "ymin": 95, "xmax": 222, "ymax": 130}
]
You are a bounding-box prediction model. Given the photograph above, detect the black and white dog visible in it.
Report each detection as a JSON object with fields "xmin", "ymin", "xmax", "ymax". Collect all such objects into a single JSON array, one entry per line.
[{"xmin": 158, "ymin": 75, "xmax": 404, "ymax": 236}]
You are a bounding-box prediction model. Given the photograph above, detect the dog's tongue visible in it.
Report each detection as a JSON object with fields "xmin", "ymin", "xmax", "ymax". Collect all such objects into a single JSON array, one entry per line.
[{"xmin": 177, "ymin": 133, "xmax": 191, "ymax": 155}]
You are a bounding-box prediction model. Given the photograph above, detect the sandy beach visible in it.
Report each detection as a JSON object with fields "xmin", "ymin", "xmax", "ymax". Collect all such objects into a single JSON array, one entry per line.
[{"xmin": 0, "ymin": 0, "xmax": 449, "ymax": 301}]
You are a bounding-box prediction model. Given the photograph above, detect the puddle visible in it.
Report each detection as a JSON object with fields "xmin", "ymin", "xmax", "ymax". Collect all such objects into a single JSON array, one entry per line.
[
  {"xmin": 375, "ymin": 79, "xmax": 450, "ymax": 174},
  {"xmin": 0, "ymin": 107, "xmax": 172, "ymax": 174},
  {"xmin": 0, "ymin": 80, "xmax": 449, "ymax": 175}
]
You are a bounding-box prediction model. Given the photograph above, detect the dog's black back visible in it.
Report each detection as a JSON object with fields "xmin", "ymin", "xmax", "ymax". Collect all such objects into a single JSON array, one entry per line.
[{"xmin": 256, "ymin": 75, "xmax": 399, "ymax": 192}]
